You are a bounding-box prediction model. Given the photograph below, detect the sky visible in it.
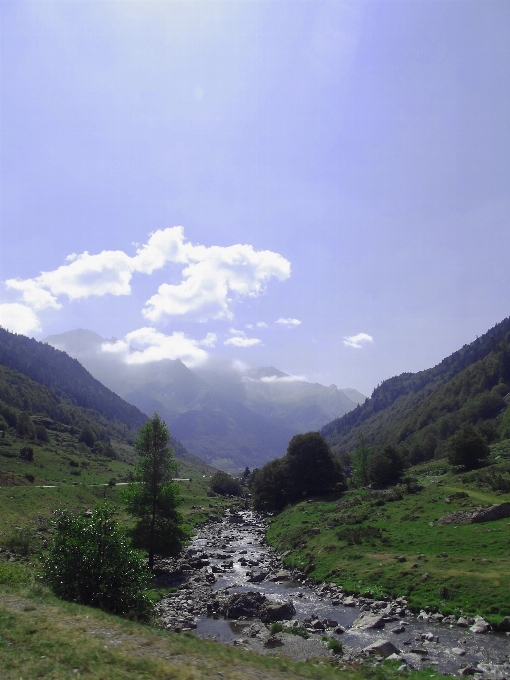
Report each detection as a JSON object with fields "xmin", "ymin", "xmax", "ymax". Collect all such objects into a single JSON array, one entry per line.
[{"xmin": 1, "ymin": 0, "xmax": 509, "ymax": 397}]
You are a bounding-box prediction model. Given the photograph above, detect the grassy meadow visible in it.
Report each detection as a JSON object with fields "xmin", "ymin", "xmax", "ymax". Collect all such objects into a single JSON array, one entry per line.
[{"xmin": 267, "ymin": 440, "xmax": 510, "ymax": 624}]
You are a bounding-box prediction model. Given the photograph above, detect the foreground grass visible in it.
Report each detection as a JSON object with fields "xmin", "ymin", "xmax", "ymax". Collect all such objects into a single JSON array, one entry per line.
[
  {"xmin": 267, "ymin": 444, "xmax": 510, "ymax": 624},
  {"xmin": 0, "ymin": 582, "xmax": 458, "ymax": 680}
]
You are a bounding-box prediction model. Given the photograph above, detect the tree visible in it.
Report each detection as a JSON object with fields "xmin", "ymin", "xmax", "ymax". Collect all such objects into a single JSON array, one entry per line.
[
  {"xmin": 79, "ymin": 424, "xmax": 95, "ymax": 448},
  {"xmin": 285, "ymin": 432, "xmax": 345, "ymax": 500},
  {"xmin": 369, "ymin": 445, "xmax": 405, "ymax": 487},
  {"xmin": 352, "ymin": 433, "xmax": 371, "ymax": 487},
  {"xmin": 16, "ymin": 411, "xmax": 35, "ymax": 439},
  {"xmin": 122, "ymin": 413, "xmax": 189, "ymax": 570},
  {"xmin": 210, "ymin": 471, "xmax": 243, "ymax": 496},
  {"xmin": 447, "ymin": 425, "xmax": 490, "ymax": 471},
  {"xmin": 44, "ymin": 504, "xmax": 153, "ymax": 619},
  {"xmin": 251, "ymin": 432, "xmax": 346, "ymax": 512}
]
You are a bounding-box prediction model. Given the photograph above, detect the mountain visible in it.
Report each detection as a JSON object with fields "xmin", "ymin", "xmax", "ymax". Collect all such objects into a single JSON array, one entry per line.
[
  {"xmin": 44, "ymin": 329, "xmax": 364, "ymax": 470},
  {"xmin": 322, "ymin": 316, "xmax": 510, "ymax": 463},
  {"xmin": 0, "ymin": 327, "xmax": 197, "ymax": 462}
]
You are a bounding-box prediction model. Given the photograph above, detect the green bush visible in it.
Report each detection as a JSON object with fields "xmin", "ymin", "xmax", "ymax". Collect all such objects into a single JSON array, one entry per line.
[
  {"xmin": 20, "ymin": 446, "xmax": 34, "ymax": 462},
  {"xmin": 3, "ymin": 528, "xmax": 36, "ymax": 556},
  {"xmin": 327, "ymin": 639, "xmax": 343, "ymax": 655},
  {"xmin": 44, "ymin": 504, "xmax": 153, "ymax": 620}
]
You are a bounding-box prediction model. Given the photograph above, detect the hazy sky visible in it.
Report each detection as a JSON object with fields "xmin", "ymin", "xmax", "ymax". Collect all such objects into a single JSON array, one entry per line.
[{"xmin": 1, "ymin": 0, "xmax": 509, "ymax": 396}]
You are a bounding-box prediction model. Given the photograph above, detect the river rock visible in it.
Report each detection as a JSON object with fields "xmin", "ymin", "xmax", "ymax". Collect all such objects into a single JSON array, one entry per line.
[
  {"xmin": 247, "ymin": 570, "xmax": 269, "ymax": 583},
  {"xmin": 224, "ymin": 591, "xmax": 266, "ymax": 618},
  {"xmin": 352, "ymin": 613, "xmax": 386, "ymax": 629},
  {"xmin": 269, "ymin": 570, "xmax": 292, "ymax": 581},
  {"xmin": 495, "ymin": 616, "xmax": 510, "ymax": 632},
  {"xmin": 259, "ymin": 600, "xmax": 296, "ymax": 623},
  {"xmin": 343, "ymin": 596, "xmax": 357, "ymax": 607},
  {"xmin": 470, "ymin": 617, "xmax": 490, "ymax": 634},
  {"xmin": 363, "ymin": 640, "xmax": 400, "ymax": 658}
]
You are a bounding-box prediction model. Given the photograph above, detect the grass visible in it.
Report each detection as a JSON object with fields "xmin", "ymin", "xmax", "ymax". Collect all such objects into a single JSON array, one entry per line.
[
  {"xmin": 0, "ymin": 582, "xmax": 387, "ymax": 680},
  {"xmin": 266, "ymin": 441, "xmax": 510, "ymax": 624}
]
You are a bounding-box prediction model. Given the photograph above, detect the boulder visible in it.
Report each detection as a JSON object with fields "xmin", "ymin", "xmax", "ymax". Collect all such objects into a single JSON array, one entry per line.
[
  {"xmin": 438, "ymin": 502, "xmax": 510, "ymax": 526},
  {"xmin": 363, "ymin": 640, "xmax": 400, "ymax": 658},
  {"xmin": 259, "ymin": 600, "xmax": 296, "ymax": 623},
  {"xmin": 247, "ymin": 570, "xmax": 269, "ymax": 583},
  {"xmin": 352, "ymin": 613, "xmax": 386, "ymax": 630},
  {"xmin": 470, "ymin": 618, "xmax": 490, "ymax": 634},
  {"xmin": 495, "ymin": 616, "xmax": 510, "ymax": 632},
  {"xmin": 269, "ymin": 570, "xmax": 292, "ymax": 581},
  {"xmin": 224, "ymin": 591, "xmax": 266, "ymax": 619},
  {"xmin": 343, "ymin": 596, "xmax": 357, "ymax": 607}
]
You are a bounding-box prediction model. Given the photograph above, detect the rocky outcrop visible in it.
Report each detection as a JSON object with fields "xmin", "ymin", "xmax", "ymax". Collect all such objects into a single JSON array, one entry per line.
[
  {"xmin": 438, "ymin": 502, "xmax": 510, "ymax": 525},
  {"xmin": 259, "ymin": 600, "xmax": 296, "ymax": 623},
  {"xmin": 224, "ymin": 591, "xmax": 267, "ymax": 619}
]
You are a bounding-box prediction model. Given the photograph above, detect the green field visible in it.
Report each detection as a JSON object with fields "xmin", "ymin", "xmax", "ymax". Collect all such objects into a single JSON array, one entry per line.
[{"xmin": 267, "ymin": 441, "xmax": 510, "ymax": 624}]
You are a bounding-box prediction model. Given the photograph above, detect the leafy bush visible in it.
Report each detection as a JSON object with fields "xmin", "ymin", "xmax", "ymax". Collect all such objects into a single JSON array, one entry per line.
[
  {"xmin": 25, "ymin": 472, "xmax": 35, "ymax": 483},
  {"xmin": 337, "ymin": 525, "xmax": 384, "ymax": 545},
  {"xmin": 44, "ymin": 504, "xmax": 153, "ymax": 620},
  {"xmin": 19, "ymin": 446, "xmax": 34, "ymax": 462},
  {"xmin": 327, "ymin": 639, "xmax": 343, "ymax": 654},
  {"xmin": 35, "ymin": 425, "xmax": 49, "ymax": 442},
  {"xmin": 3, "ymin": 528, "xmax": 36, "ymax": 556}
]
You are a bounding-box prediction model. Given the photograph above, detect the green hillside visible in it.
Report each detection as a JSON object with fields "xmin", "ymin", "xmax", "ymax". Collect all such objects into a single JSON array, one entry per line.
[{"xmin": 322, "ymin": 317, "xmax": 510, "ymax": 463}]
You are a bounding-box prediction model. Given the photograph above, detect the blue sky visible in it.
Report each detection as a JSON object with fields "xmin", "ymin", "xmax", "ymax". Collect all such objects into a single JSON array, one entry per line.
[{"xmin": 1, "ymin": 0, "xmax": 509, "ymax": 396}]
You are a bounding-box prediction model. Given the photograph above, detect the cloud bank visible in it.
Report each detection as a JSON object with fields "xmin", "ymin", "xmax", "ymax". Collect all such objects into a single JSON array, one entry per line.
[
  {"xmin": 343, "ymin": 332, "xmax": 373, "ymax": 348},
  {"xmin": 224, "ymin": 328, "xmax": 261, "ymax": 347},
  {"xmin": 101, "ymin": 327, "xmax": 215, "ymax": 366},
  {"xmin": 5, "ymin": 227, "xmax": 291, "ymax": 324}
]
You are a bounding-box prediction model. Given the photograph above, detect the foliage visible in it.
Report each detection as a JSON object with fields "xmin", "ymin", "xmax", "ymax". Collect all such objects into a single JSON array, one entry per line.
[
  {"xmin": 327, "ymin": 638, "xmax": 344, "ymax": 655},
  {"xmin": 35, "ymin": 424, "xmax": 49, "ymax": 442},
  {"xmin": 251, "ymin": 432, "xmax": 346, "ymax": 512},
  {"xmin": 369, "ymin": 445, "xmax": 405, "ymax": 487},
  {"xmin": 352, "ymin": 433, "xmax": 371, "ymax": 487},
  {"xmin": 16, "ymin": 411, "xmax": 35, "ymax": 438},
  {"xmin": 122, "ymin": 413, "xmax": 190, "ymax": 570},
  {"xmin": 20, "ymin": 445, "xmax": 34, "ymax": 461},
  {"xmin": 44, "ymin": 504, "xmax": 153, "ymax": 619},
  {"xmin": 210, "ymin": 471, "xmax": 243, "ymax": 496},
  {"xmin": 79, "ymin": 424, "xmax": 95, "ymax": 448},
  {"xmin": 3, "ymin": 528, "xmax": 37, "ymax": 556},
  {"xmin": 447, "ymin": 425, "xmax": 490, "ymax": 471}
]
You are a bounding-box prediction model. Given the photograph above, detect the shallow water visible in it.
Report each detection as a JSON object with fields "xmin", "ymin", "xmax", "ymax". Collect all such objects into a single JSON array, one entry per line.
[{"xmin": 188, "ymin": 511, "xmax": 510, "ymax": 674}]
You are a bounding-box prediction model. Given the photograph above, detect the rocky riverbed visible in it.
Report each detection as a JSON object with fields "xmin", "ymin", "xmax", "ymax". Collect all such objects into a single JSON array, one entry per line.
[{"xmin": 155, "ymin": 510, "xmax": 510, "ymax": 677}]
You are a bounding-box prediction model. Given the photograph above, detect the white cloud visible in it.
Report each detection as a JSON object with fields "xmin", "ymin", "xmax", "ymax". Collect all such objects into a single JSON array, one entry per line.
[
  {"xmin": 275, "ymin": 317, "xmax": 301, "ymax": 327},
  {"xmin": 224, "ymin": 328, "xmax": 261, "ymax": 347},
  {"xmin": 199, "ymin": 332, "xmax": 217, "ymax": 347},
  {"xmin": 5, "ymin": 227, "xmax": 291, "ymax": 325},
  {"xmin": 256, "ymin": 321, "xmax": 268, "ymax": 328},
  {"xmin": 143, "ymin": 239, "xmax": 291, "ymax": 322},
  {"xmin": 343, "ymin": 332, "xmax": 373, "ymax": 348},
  {"xmin": 0, "ymin": 303, "xmax": 41, "ymax": 334},
  {"xmin": 224, "ymin": 335, "xmax": 261, "ymax": 347},
  {"xmin": 101, "ymin": 327, "xmax": 210, "ymax": 366},
  {"xmin": 245, "ymin": 374, "xmax": 306, "ymax": 383}
]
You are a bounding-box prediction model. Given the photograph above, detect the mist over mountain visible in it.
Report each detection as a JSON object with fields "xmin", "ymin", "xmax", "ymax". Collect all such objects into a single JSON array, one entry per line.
[{"xmin": 44, "ymin": 329, "xmax": 364, "ymax": 470}]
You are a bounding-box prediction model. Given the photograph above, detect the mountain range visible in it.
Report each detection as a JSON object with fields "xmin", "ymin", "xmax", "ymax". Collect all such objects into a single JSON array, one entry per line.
[{"xmin": 43, "ymin": 329, "xmax": 364, "ymax": 470}]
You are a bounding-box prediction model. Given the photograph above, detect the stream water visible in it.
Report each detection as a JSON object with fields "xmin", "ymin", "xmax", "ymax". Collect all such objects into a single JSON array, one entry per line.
[{"xmin": 157, "ymin": 510, "xmax": 510, "ymax": 677}]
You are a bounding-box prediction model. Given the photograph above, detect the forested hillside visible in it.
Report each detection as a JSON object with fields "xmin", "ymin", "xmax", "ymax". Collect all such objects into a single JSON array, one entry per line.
[
  {"xmin": 0, "ymin": 328, "xmax": 196, "ymax": 460},
  {"xmin": 0, "ymin": 327, "xmax": 146, "ymax": 431},
  {"xmin": 323, "ymin": 316, "xmax": 510, "ymax": 463}
]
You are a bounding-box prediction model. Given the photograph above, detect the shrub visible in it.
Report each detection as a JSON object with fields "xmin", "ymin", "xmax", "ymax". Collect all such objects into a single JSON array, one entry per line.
[
  {"xmin": 20, "ymin": 446, "xmax": 34, "ymax": 462},
  {"xmin": 35, "ymin": 425, "xmax": 49, "ymax": 442},
  {"xmin": 3, "ymin": 528, "xmax": 36, "ymax": 556},
  {"xmin": 44, "ymin": 504, "xmax": 153, "ymax": 619},
  {"xmin": 327, "ymin": 639, "xmax": 343, "ymax": 654},
  {"xmin": 25, "ymin": 473, "xmax": 35, "ymax": 483}
]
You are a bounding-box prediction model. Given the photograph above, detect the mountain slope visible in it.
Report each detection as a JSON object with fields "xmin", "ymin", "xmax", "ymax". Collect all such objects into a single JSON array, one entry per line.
[
  {"xmin": 0, "ymin": 328, "xmax": 199, "ymax": 462},
  {"xmin": 322, "ymin": 316, "xmax": 510, "ymax": 463}
]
